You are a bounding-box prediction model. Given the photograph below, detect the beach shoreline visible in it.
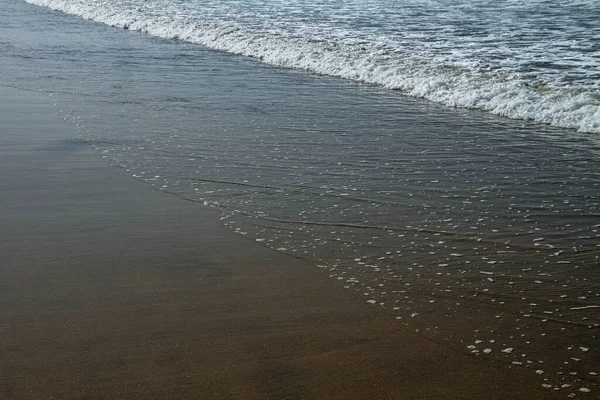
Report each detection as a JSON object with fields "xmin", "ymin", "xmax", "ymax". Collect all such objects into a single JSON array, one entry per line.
[{"xmin": 0, "ymin": 86, "xmax": 565, "ymax": 399}]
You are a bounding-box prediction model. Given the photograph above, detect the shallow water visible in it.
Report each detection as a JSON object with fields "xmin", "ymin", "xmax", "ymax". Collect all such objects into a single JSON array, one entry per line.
[
  {"xmin": 24, "ymin": 0, "xmax": 600, "ymax": 133},
  {"xmin": 3, "ymin": 0, "xmax": 600, "ymax": 396}
]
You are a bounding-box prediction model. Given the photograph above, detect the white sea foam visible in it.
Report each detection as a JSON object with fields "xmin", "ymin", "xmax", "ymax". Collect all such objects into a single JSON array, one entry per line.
[{"xmin": 25, "ymin": 0, "xmax": 600, "ymax": 133}]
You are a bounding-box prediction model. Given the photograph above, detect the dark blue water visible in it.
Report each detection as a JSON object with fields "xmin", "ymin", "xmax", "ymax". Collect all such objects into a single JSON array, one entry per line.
[{"xmin": 25, "ymin": 0, "xmax": 600, "ymax": 133}]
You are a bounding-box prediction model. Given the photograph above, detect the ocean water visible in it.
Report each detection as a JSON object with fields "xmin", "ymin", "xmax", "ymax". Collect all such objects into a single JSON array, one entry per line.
[
  {"xmin": 23, "ymin": 0, "xmax": 600, "ymax": 133},
  {"xmin": 3, "ymin": 0, "xmax": 600, "ymax": 395}
]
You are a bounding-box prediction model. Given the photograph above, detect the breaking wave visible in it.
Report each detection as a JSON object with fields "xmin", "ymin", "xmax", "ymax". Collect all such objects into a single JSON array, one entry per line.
[{"xmin": 25, "ymin": 0, "xmax": 600, "ymax": 133}]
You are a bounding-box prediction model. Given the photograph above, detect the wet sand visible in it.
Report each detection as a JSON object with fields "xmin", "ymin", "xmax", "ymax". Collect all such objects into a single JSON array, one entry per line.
[{"xmin": 0, "ymin": 86, "xmax": 562, "ymax": 399}]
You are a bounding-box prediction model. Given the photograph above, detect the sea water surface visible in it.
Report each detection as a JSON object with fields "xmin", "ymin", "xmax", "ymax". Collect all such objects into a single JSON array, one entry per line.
[
  {"xmin": 2, "ymin": 0, "xmax": 600, "ymax": 396},
  {"xmin": 24, "ymin": 0, "xmax": 600, "ymax": 133}
]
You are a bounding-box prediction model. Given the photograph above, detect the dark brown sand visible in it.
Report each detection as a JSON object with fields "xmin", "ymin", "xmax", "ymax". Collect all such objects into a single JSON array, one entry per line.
[{"xmin": 0, "ymin": 87, "xmax": 560, "ymax": 399}]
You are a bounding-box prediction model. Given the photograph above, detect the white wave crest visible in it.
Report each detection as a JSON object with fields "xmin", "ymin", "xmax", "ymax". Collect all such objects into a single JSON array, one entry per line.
[{"xmin": 25, "ymin": 0, "xmax": 600, "ymax": 133}]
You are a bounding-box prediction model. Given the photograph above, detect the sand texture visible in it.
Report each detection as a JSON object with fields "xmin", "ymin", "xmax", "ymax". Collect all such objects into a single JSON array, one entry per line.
[{"xmin": 0, "ymin": 87, "xmax": 562, "ymax": 399}]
